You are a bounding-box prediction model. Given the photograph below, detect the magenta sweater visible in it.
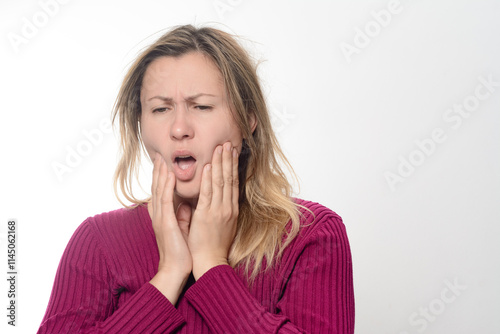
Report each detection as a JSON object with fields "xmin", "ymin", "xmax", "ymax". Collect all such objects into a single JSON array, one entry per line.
[{"xmin": 38, "ymin": 199, "xmax": 354, "ymax": 333}]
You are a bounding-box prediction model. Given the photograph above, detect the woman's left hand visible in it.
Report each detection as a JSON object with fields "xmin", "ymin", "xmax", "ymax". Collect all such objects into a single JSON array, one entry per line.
[{"xmin": 188, "ymin": 141, "xmax": 240, "ymax": 280}]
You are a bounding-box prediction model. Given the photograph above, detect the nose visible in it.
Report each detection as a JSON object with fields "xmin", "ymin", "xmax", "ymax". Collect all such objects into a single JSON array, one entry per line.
[{"xmin": 170, "ymin": 103, "xmax": 194, "ymax": 141}]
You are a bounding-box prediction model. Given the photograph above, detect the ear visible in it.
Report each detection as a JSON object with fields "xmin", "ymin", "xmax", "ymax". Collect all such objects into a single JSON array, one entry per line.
[{"xmin": 248, "ymin": 111, "xmax": 258, "ymax": 134}]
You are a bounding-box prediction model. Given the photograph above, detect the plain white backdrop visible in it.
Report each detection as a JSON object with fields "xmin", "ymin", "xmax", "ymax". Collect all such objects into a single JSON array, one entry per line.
[{"xmin": 1, "ymin": 0, "xmax": 499, "ymax": 333}]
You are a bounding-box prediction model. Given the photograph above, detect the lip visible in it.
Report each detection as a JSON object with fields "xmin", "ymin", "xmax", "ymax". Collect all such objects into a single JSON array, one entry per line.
[{"xmin": 171, "ymin": 150, "xmax": 197, "ymax": 182}]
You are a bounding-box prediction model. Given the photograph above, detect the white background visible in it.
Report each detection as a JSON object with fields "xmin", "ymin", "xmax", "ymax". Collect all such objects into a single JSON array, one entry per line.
[{"xmin": 1, "ymin": 0, "xmax": 499, "ymax": 333}]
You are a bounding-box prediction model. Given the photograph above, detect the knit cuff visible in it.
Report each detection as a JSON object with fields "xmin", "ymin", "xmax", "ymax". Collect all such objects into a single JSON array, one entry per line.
[
  {"xmin": 101, "ymin": 283, "xmax": 184, "ymax": 333},
  {"xmin": 185, "ymin": 265, "xmax": 287, "ymax": 333}
]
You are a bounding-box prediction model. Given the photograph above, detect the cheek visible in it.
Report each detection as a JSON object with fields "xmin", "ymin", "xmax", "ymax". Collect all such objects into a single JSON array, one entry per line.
[
  {"xmin": 140, "ymin": 120, "xmax": 164, "ymax": 157},
  {"xmin": 226, "ymin": 125, "xmax": 243, "ymax": 150},
  {"xmin": 202, "ymin": 124, "xmax": 242, "ymax": 153}
]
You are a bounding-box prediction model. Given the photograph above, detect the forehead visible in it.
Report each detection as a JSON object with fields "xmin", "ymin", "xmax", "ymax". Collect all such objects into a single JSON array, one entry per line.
[{"xmin": 141, "ymin": 52, "xmax": 224, "ymax": 97}]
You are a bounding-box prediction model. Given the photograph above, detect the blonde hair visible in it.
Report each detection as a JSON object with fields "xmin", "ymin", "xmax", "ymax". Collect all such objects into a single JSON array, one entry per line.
[{"xmin": 112, "ymin": 25, "xmax": 302, "ymax": 280}]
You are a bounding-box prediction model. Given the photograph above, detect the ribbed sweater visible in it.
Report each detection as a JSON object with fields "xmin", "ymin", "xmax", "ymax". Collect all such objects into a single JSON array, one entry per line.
[{"xmin": 38, "ymin": 199, "xmax": 354, "ymax": 333}]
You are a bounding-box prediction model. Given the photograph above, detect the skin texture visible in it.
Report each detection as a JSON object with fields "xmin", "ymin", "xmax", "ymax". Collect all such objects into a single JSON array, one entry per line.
[{"xmin": 140, "ymin": 52, "xmax": 251, "ymax": 305}]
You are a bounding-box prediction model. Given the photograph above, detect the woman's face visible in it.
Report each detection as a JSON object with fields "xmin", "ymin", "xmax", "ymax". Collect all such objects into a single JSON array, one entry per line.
[{"xmin": 140, "ymin": 52, "xmax": 243, "ymax": 200}]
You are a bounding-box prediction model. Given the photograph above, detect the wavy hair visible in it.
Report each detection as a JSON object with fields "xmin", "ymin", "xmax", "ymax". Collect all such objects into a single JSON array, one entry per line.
[{"xmin": 112, "ymin": 25, "xmax": 302, "ymax": 280}]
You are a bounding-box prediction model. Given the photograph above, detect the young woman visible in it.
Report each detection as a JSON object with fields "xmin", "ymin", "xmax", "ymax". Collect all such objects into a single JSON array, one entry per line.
[{"xmin": 38, "ymin": 25, "xmax": 354, "ymax": 333}]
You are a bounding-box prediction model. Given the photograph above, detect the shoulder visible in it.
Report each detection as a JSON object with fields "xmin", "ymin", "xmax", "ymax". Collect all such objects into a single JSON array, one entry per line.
[
  {"xmin": 274, "ymin": 198, "xmax": 352, "ymax": 282},
  {"xmin": 279, "ymin": 198, "xmax": 351, "ymax": 263},
  {"xmin": 293, "ymin": 198, "xmax": 346, "ymax": 238},
  {"xmin": 72, "ymin": 203, "xmax": 152, "ymax": 251},
  {"xmin": 85, "ymin": 203, "xmax": 149, "ymax": 231}
]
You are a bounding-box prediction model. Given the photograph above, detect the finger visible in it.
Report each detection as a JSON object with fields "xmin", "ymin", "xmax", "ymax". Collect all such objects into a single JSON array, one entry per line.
[
  {"xmin": 222, "ymin": 142, "xmax": 233, "ymax": 207},
  {"xmin": 197, "ymin": 163, "xmax": 213, "ymax": 209},
  {"xmin": 152, "ymin": 152, "xmax": 161, "ymax": 203},
  {"xmin": 161, "ymin": 170, "xmax": 177, "ymax": 224},
  {"xmin": 232, "ymin": 147, "xmax": 239, "ymax": 210},
  {"xmin": 211, "ymin": 144, "xmax": 224, "ymax": 205},
  {"xmin": 153, "ymin": 154, "xmax": 167, "ymax": 223}
]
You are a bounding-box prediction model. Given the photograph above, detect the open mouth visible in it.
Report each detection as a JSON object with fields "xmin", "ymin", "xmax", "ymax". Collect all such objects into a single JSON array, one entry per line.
[{"xmin": 174, "ymin": 155, "xmax": 196, "ymax": 170}]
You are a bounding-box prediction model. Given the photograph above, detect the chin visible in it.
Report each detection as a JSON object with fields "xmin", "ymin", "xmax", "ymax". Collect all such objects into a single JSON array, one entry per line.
[{"xmin": 174, "ymin": 182, "xmax": 200, "ymax": 201}]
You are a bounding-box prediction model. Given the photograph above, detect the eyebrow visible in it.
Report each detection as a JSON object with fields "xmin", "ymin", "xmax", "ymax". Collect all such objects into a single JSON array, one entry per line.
[{"xmin": 147, "ymin": 93, "xmax": 216, "ymax": 102}]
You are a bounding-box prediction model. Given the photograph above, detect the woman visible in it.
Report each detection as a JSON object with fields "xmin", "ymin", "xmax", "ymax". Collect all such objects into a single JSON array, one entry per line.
[{"xmin": 38, "ymin": 25, "xmax": 354, "ymax": 333}]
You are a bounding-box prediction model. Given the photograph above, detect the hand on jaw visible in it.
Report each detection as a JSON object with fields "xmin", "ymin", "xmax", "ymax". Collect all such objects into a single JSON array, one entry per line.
[{"xmin": 149, "ymin": 141, "xmax": 239, "ymax": 304}]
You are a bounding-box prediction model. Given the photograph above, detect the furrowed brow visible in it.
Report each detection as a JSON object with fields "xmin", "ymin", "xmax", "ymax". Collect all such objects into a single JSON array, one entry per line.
[
  {"xmin": 147, "ymin": 94, "xmax": 216, "ymax": 103},
  {"xmin": 147, "ymin": 96, "xmax": 174, "ymax": 103},
  {"xmin": 185, "ymin": 93, "xmax": 216, "ymax": 102}
]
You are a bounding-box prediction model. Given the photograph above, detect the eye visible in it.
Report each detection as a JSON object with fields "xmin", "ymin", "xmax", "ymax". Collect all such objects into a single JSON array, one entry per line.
[
  {"xmin": 152, "ymin": 107, "xmax": 171, "ymax": 113},
  {"xmin": 195, "ymin": 105, "xmax": 213, "ymax": 111}
]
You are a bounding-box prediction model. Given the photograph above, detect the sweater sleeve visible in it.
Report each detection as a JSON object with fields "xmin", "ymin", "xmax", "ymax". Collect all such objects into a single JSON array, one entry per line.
[
  {"xmin": 184, "ymin": 213, "xmax": 355, "ymax": 333},
  {"xmin": 38, "ymin": 219, "xmax": 185, "ymax": 334}
]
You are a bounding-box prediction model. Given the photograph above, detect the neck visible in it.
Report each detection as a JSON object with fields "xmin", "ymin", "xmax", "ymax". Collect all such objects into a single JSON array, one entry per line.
[
  {"xmin": 146, "ymin": 193, "xmax": 198, "ymax": 219},
  {"xmin": 173, "ymin": 193, "xmax": 198, "ymax": 212}
]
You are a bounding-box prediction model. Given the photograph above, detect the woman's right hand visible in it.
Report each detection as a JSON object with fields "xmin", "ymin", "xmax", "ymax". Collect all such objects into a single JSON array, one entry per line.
[{"xmin": 149, "ymin": 152, "xmax": 192, "ymax": 305}]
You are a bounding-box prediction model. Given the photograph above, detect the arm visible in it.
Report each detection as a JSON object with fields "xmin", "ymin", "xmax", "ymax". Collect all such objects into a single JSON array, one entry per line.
[
  {"xmin": 185, "ymin": 213, "xmax": 355, "ymax": 333},
  {"xmin": 38, "ymin": 220, "xmax": 185, "ymax": 334}
]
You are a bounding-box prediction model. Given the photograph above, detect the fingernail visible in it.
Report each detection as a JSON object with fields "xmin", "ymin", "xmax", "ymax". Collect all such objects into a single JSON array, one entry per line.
[
  {"xmin": 225, "ymin": 142, "xmax": 231, "ymax": 151},
  {"xmin": 217, "ymin": 146, "xmax": 223, "ymax": 154},
  {"xmin": 233, "ymin": 148, "xmax": 238, "ymax": 157},
  {"xmin": 206, "ymin": 164, "xmax": 212, "ymax": 171}
]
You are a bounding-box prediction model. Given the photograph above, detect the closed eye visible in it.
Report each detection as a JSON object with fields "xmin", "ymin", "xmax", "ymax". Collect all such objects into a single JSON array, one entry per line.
[
  {"xmin": 152, "ymin": 107, "xmax": 170, "ymax": 113},
  {"xmin": 195, "ymin": 105, "xmax": 213, "ymax": 111}
]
